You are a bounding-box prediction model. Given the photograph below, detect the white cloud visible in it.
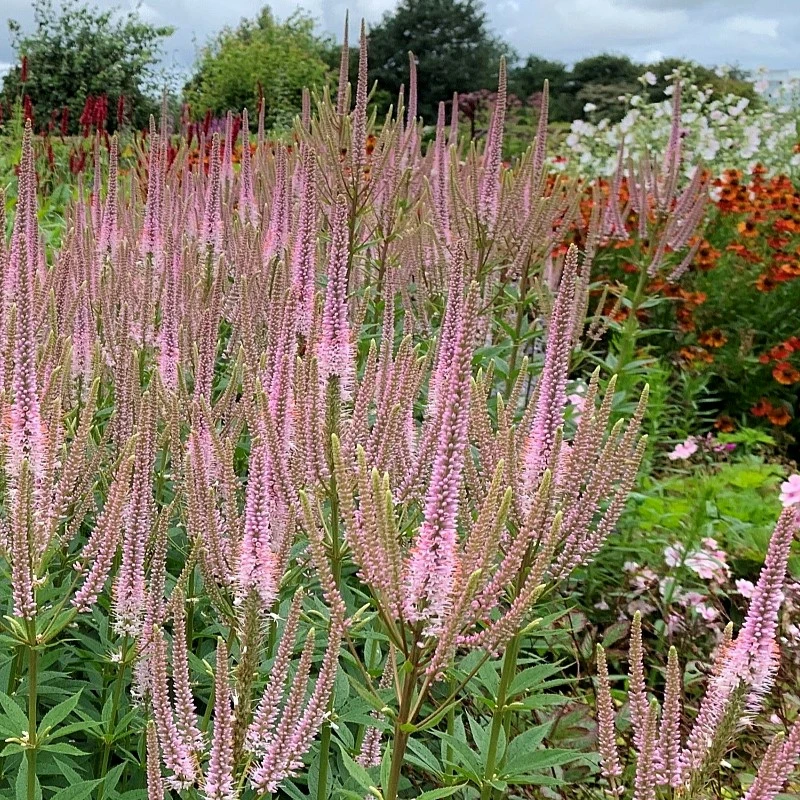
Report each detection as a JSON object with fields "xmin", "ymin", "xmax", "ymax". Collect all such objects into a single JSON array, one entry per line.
[
  {"xmin": 550, "ymin": 0, "xmax": 687, "ymax": 42},
  {"xmin": 724, "ymin": 15, "xmax": 780, "ymax": 38},
  {"xmin": 1, "ymin": 0, "xmax": 798, "ymax": 78}
]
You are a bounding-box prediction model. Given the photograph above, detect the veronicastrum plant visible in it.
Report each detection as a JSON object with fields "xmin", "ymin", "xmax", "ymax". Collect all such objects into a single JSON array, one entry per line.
[
  {"xmin": 594, "ymin": 505, "xmax": 800, "ymax": 800},
  {"xmin": 0, "ymin": 13, "xmax": 793, "ymax": 800}
]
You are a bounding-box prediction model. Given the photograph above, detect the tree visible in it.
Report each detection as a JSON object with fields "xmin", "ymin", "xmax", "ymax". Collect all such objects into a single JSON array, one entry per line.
[
  {"xmin": 0, "ymin": 0, "xmax": 173, "ymax": 132},
  {"xmin": 366, "ymin": 0, "xmax": 512, "ymax": 123},
  {"xmin": 568, "ymin": 54, "xmax": 643, "ymax": 121},
  {"xmin": 509, "ymin": 55, "xmax": 581, "ymax": 121},
  {"xmin": 641, "ymin": 58, "xmax": 758, "ymax": 105},
  {"xmin": 184, "ymin": 8, "xmax": 332, "ymax": 130}
]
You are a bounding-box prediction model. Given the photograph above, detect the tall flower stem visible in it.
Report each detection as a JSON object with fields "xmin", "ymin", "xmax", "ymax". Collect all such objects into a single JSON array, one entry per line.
[
  {"xmin": 385, "ymin": 662, "xmax": 419, "ymax": 800},
  {"xmin": 96, "ymin": 636, "xmax": 131, "ymax": 800},
  {"xmin": 506, "ymin": 258, "xmax": 532, "ymax": 399},
  {"xmin": 317, "ymin": 378, "xmax": 343, "ymax": 800},
  {"xmin": 480, "ymin": 634, "xmax": 521, "ymax": 800},
  {"xmin": 614, "ymin": 262, "xmax": 649, "ymax": 395},
  {"xmin": 26, "ymin": 621, "xmax": 38, "ymax": 800}
]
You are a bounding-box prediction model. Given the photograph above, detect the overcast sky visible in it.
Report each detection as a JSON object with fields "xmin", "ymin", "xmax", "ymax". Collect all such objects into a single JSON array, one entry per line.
[{"xmin": 2, "ymin": 0, "xmax": 799, "ymax": 78}]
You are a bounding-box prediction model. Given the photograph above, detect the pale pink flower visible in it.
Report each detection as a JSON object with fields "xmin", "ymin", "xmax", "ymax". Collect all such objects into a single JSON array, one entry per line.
[
  {"xmin": 736, "ymin": 579, "xmax": 756, "ymax": 599},
  {"xmin": 779, "ymin": 474, "xmax": 800, "ymax": 508},
  {"xmin": 667, "ymin": 437, "xmax": 698, "ymax": 460}
]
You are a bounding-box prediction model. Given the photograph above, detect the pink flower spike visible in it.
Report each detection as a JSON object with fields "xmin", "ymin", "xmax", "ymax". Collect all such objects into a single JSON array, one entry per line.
[
  {"xmin": 204, "ymin": 639, "xmax": 235, "ymax": 800},
  {"xmin": 318, "ymin": 195, "xmax": 354, "ymax": 394}
]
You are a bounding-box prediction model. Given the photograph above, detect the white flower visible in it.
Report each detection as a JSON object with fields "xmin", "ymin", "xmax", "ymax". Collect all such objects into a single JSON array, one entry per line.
[
  {"xmin": 583, "ymin": 102, "xmax": 597, "ymax": 113},
  {"xmin": 643, "ymin": 71, "xmax": 657, "ymax": 86}
]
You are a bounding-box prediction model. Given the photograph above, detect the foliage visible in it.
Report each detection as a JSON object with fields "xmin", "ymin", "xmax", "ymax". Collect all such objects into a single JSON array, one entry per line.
[
  {"xmin": 560, "ymin": 72, "xmax": 800, "ymax": 178},
  {"xmin": 367, "ymin": 0, "xmax": 511, "ymax": 122},
  {"xmin": 184, "ymin": 7, "xmax": 332, "ymax": 130},
  {"xmin": 0, "ymin": 0, "xmax": 172, "ymax": 133}
]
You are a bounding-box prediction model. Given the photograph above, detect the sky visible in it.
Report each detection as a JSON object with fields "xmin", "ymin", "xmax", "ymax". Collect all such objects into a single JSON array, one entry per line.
[{"xmin": 1, "ymin": 0, "xmax": 799, "ymax": 79}]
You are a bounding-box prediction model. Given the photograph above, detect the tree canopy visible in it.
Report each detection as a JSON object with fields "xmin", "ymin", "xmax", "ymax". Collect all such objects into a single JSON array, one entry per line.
[
  {"xmin": 184, "ymin": 7, "xmax": 333, "ymax": 130},
  {"xmin": 366, "ymin": 0, "xmax": 511, "ymax": 123},
  {"xmin": 0, "ymin": 0, "xmax": 173, "ymax": 132}
]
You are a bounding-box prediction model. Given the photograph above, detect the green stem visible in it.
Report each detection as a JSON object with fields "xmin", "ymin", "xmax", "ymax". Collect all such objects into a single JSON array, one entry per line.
[
  {"xmin": 26, "ymin": 622, "xmax": 37, "ymax": 800},
  {"xmin": 614, "ymin": 263, "xmax": 649, "ymax": 391},
  {"xmin": 384, "ymin": 666, "xmax": 417, "ymax": 800},
  {"xmin": 317, "ymin": 379, "xmax": 341, "ymax": 800},
  {"xmin": 96, "ymin": 637, "xmax": 130, "ymax": 800},
  {"xmin": 480, "ymin": 635, "xmax": 520, "ymax": 800},
  {"xmin": 506, "ymin": 258, "xmax": 532, "ymax": 399},
  {"xmin": 316, "ymin": 707, "xmax": 333, "ymax": 800}
]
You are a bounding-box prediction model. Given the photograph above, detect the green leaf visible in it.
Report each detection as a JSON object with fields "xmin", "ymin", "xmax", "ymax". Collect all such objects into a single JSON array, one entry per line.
[
  {"xmin": 467, "ymin": 715, "xmax": 489, "ymax": 759},
  {"xmin": 416, "ymin": 787, "xmax": 467, "ymax": 799},
  {"xmin": 405, "ymin": 738, "xmax": 442, "ymax": 777},
  {"xmin": 40, "ymin": 742, "xmax": 88, "ymax": 756},
  {"xmin": 502, "ymin": 748, "xmax": 579, "ymax": 781},
  {"xmin": 508, "ymin": 663, "xmax": 561, "ymax": 698},
  {"xmin": 15, "ymin": 757, "xmax": 42, "ymax": 800},
  {"xmin": 335, "ymin": 741, "xmax": 375, "ymax": 792},
  {"xmin": 503, "ymin": 722, "xmax": 551, "ymax": 772},
  {"xmin": 0, "ymin": 691, "xmax": 29, "ymax": 736},
  {"xmin": 50, "ymin": 780, "xmax": 102, "ymax": 800},
  {"xmin": 432, "ymin": 732, "xmax": 481, "ymax": 780},
  {"xmin": 38, "ymin": 690, "xmax": 82, "ymax": 738}
]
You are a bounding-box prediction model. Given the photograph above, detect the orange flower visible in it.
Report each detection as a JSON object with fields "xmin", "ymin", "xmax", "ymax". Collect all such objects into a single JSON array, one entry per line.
[
  {"xmin": 714, "ymin": 415, "xmax": 735, "ymax": 433},
  {"xmin": 698, "ymin": 329, "xmax": 728, "ymax": 348},
  {"xmin": 756, "ymin": 273, "xmax": 777, "ymax": 292},
  {"xmin": 768, "ymin": 406, "xmax": 792, "ymax": 426},
  {"xmin": 768, "ymin": 343, "xmax": 794, "ymax": 361},
  {"xmin": 679, "ymin": 346, "xmax": 713, "ymax": 365},
  {"xmin": 772, "ymin": 361, "xmax": 800, "ymax": 385},
  {"xmin": 737, "ymin": 218, "xmax": 759, "ymax": 238},
  {"xmin": 776, "ymin": 262, "xmax": 800, "ymax": 280},
  {"xmin": 751, "ymin": 398, "xmax": 773, "ymax": 417}
]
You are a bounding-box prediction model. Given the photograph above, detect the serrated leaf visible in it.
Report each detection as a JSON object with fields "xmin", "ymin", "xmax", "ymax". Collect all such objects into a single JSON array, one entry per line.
[
  {"xmin": 335, "ymin": 741, "xmax": 375, "ymax": 791},
  {"xmin": 508, "ymin": 664, "xmax": 563, "ymax": 698},
  {"xmin": 416, "ymin": 786, "xmax": 467, "ymax": 799},
  {"xmin": 405, "ymin": 738, "xmax": 442, "ymax": 777},
  {"xmin": 50, "ymin": 779, "xmax": 102, "ymax": 800},
  {"xmin": 0, "ymin": 691, "xmax": 29, "ymax": 736},
  {"xmin": 38, "ymin": 690, "xmax": 82, "ymax": 738},
  {"xmin": 16, "ymin": 757, "xmax": 42, "ymax": 800},
  {"xmin": 502, "ymin": 748, "xmax": 579, "ymax": 781},
  {"xmin": 503, "ymin": 722, "xmax": 551, "ymax": 772},
  {"xmin": 467, "ymin": 715, "xmax": 489, "ymax": 759},
  {"xmin": 40, "ymin": 742, "xmax": 88, "ymax": 756}
]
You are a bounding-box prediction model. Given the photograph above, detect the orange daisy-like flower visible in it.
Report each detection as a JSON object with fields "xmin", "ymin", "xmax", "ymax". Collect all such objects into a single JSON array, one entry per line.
[
  {"xmin": 777, "ymin": 262, "xmax": 800, "ymax": 280},
  {"xmin": 751, "ymin": 398, "xmax": 773, "ymax": 418},
  {"xmin": 772, "ymin": 361, "xmax": 800, "ymax": 385},
  {"xmin": 698, "ymin": 329, "xmax": 728, "ymax": 348},
  {"xmin": 714, "ymin": 415, "xmax": 736, "ymax": 433},
  {"xmin": 768, "ymin": 343, "xmax": 794, "ymax": 361},
  {"xmin": 679, "ymin": 346, "xmax": 713, "ymax": 365},
  {"xmin": 737, "ymin": 219, "xmax": 759, "ymax": 238},
  {"xmin": 756, "ymin": 273, "xmax": 777, "ymax": 292},
  {"xmin": 768, "ymin": 406, "xmax": 792, "ymax": 426}
]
